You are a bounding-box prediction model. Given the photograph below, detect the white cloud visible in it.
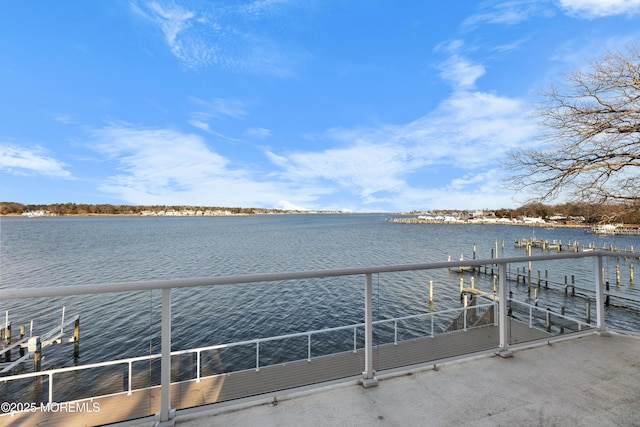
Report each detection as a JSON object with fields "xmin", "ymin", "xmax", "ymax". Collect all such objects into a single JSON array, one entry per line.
[
  {"xmin": 462, "ymin": 1, "xmax": 552, "ymax": 28},
  {"xmin": 188, "ymin": 97, "xmax": 249, "ymax": 134},
  {"xmin": 267, "ymin": 89, "xmax": 538, "ymax": 209},
  {"xmin": 0, "ymin": 145, "xmax": 71, "ymax": 178},
  {"xmin": 88, "ymin": 124, "xmax": 326, "ymax": 207},
  {"xmin": 276, "ymin": 199, "xmax": 309, "ymax": 211},
  {"xmin": 189, "ymin": 97, "xmax": 248, "ymax": 120},
  {"xmin": 132, "ymin": 0, "xmax": 305, "ymax": 74},
  {"xmin": 558, "ymin": 0, "xmax": 640, "ymax": 18},
  {"xmin": 246, "ymin": 127, "xmax": 272, "ymax": 138},
  {"xmin": 438, "ymin": 55, "xmax": 486, "ymax": 89}
]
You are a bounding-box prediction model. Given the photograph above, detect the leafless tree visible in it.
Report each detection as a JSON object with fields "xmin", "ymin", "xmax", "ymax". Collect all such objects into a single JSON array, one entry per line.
[{"xmin": 508, "ymin": 44, "xmax": 640, "ymax": 206}]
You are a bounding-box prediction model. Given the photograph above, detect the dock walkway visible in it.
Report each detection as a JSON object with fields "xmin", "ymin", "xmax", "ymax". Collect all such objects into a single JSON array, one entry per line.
[
  {"xmin": 0, "ymin": 320, "xmax": 550, "ymax": 426},
  {"xmin": 176, "ymin": 331, "xmax": 640, "ymax": 427}
]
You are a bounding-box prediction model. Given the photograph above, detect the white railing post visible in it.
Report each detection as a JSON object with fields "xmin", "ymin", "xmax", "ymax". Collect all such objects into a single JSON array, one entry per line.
[
  {"xmin": 361, "ymin": 273, "xmax": 377, "ymax": 387},
  {"xmin": 196, "ymin": 351, "xmax": 201, "ymax": 382},
  {"xmin": 594, "ymin": 255, "xmax": 609, "ymax": 335},
  {"xmin": 394, "ymin": 320, "xmax": 398, "ymax": 345},
  {"xmin": 498, "ymin": 262, "xmax": 512, "ymax": 357},
  {"xmin": 128, "ymin": 361, "xmax": 133, "ymax": 395},
  {"xmin": 158, "ymin": 287, "xmax": 173, "ymax": 425},
  {"xmin": 430, "ymin": 313, "xmax": 434, "ymax": 337},
  {"xmin": 256, "ymin": 342, "xmax": 260, "ymax": 371},
  {"xmin": 353, "ymin": 326, "xmax": 357, "ymax": 352},
  {"xmin": 49, "ymin": 373, "xmax": 53, "ymax": 404}
]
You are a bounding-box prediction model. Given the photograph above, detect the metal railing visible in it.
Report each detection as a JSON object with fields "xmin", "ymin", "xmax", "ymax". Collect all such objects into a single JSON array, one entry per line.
[
  {"xmin": 0, "ymin": 301, "xmax": 499, "ymax": 407},
  {"xmin": 0, "ymin": 251, "xmax": 629, "ymax": 424}
]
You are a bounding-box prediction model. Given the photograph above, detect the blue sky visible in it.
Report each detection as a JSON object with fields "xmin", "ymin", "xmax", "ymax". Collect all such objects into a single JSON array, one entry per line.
[{"xmin": 1, "ymin": 0, "xmax": 639, "ymax": 212}]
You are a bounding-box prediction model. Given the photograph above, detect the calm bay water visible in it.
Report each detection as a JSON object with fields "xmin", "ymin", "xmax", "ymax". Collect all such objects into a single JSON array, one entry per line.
[{"xmin": 1, "ymin": 214, "xmax": 640, "ymax": 380}]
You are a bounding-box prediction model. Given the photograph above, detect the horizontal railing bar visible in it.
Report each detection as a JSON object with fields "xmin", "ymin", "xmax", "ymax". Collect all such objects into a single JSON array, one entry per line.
[
  {"xmin": 0, "ymin": 354, "xmax": 162, "ymax": 382},
  {"xmin": 511, "ymin": 300, "xmax": 592, "ymax": 329},
  {"xmin": 373, "ymin": 302, "xmax": 495, "ymax": 326},
  {"xmin": 0, "ymin": 303, "xmax": 493, "ymax": 383},
  {"xmin": 0, "ymin": 251, "xmax": 627, "ymax": 300}
]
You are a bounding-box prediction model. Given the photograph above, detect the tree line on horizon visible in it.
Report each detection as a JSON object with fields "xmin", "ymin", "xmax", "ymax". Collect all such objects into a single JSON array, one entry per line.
[
  {"xmin": 0, "ymin": 202, "xmax": 280, "ymax": 216},
  {"xmin": 1, "ymin": 201, "xmax": 639, "ymax": 224}
]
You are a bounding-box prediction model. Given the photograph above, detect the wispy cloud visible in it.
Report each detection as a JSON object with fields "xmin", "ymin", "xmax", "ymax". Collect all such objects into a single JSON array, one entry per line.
[
  {"xmin": 437, "ymin": 55, "xmax": 486, "ymax": 89},
  {"xmin": 188, "ymin": 97, "xmax": 248, "ymax": 127},
  {"xmin": 131, "ymin": 0, "xmax": 307, "ymax": 74},
  {"xmin": 462, "ymin": 0, "xmax": 553, "ymax": 29},
  {"xmin": 88, "ymin": 123, "xmax": 322, "ymax": 207},
  {"xmin": 558, "ymin": 0, "xmax": 640, "ymax": 18},
  {"xmin": 0, "ymin": 144, "xmax": 71, "ymax": 178},
  {"xmin": 267, "ymin": 88, "xmax": 538, "ymax": 209},
  {"xmin": 246, "ymin": 127, "xmax": 272, "ymax": 139}
]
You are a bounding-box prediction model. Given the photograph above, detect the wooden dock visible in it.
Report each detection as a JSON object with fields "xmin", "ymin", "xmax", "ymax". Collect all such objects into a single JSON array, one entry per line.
[
  {"xmin": 0, "ymin": 319, "xmax": 550, "ymax": 427},
  {"xmin": 0, "ymin": 308, "xmax": 80, "ymax": 374}
]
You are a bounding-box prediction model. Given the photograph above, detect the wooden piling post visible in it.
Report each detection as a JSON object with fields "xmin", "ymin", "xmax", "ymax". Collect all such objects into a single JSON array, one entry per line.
[
  {"xmin": 493, "ymin": 275, "xmax": 497, "ymax": 293},
  {"xmin": 546, "ymin": 309, "xmax": 551, "ymax": 333},
  {"xmin": 4, "ymin": 323, "xmax": 10, "ymax": 362},
  {"xmin": 470, "ymin": 277, "xmax": 475, "ymax": 289},
  {"xmin": 571, "ymin": 275, "xmax": 575, "ymax": 296},
  {"xmin": 429, "ymin": 281, "xmax": 433, "ymax": 303},
  {"xmin": 459, "ymin": 278, "xmax": 464, "ymax": 300},
  {"xmin": 545, "ymin": 269, "xmax": 548, "ymax": 288},
  {"xmin": 631, "ymin": 264, "xmax": 635, "ymax": 284},
  {"xmin": 616, "ymin": 265, "xmax": 621, "ymax": 286},
  {"xmin": 472, "ymin": 244, "xmax": 477, "ymax": 273},
  {"xmin": 564, "ymin": 276, "xmax": 568, "ymax": 296},
  {"xmin": 605, "ymin": 281, "xmax": 610, "ymax": 306},
  {"xmin": 20, "ymin": 325, "xmax": 25, "ymax": 357},
  {"xmin": 28, "ymin": 336, "xmax": 42, "ymax": 372},
  {"xmin": 73, "ymin": 317, "xmax": 80, "ymax": 359},
  {"xmin": 534, "ymin": 288, "xmax": 538, "ymax": 306}
]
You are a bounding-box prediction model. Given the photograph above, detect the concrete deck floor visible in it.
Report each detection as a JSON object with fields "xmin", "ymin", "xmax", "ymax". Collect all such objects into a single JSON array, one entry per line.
[{"xmin": 155, "ymin": 331, "xmax": 640, "ymax": 427}]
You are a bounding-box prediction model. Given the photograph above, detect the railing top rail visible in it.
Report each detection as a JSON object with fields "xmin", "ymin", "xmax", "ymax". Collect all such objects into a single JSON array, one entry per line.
[{"xmin": 0, "ymin": 250, "xmax": 628, "ymax": 300}]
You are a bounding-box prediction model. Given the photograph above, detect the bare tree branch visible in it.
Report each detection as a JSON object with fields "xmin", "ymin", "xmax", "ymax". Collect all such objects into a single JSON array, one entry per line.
[{"xmin": 507, "ymin": 44, "xmax": 640, "ymax": 205}]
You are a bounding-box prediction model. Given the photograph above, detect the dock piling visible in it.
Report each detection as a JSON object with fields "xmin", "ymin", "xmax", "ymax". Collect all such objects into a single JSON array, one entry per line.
[
  {"xmin": 73, "ymin": 317, "xmax": 80, "ymax": 359},
  {"xmin": 4, "ymin": 322, "xmax": 11, "ymax": 362},
  {"xmin": 429, "ymin": 281, "xmax": 433, "ymax": 303},
  {"xmin": 20, "ymin": 325, "xmax": 25, "ymax": 357}
]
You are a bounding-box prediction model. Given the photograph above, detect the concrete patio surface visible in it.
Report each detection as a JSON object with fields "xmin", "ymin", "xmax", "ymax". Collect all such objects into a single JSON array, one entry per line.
[{"xmin": 163, "ymin": 331, "xmax": 640, "ymax": 427}]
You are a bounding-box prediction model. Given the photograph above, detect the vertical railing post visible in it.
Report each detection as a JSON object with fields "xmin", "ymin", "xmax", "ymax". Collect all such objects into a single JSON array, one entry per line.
[
  {"xmin": 196, "ymin": 351, "xmax": 201, "ymax": 382},
  {"xmin": 158, "ymin": 287, "xmax": 173, "ymax": 425},
  {"xmin": 498, "ymin": 262, "xmax": 512, "ymax": 357},
  {"xmin": 394, "ymin": 320, "xmax": 398, "ymax": 345},
  {"xmin": 361, "ymin": 273, "xmax": 377, "ymax": 387},
  {"xmin": 431, "ymin": 313, "xmax": 434, "ymax": 337},
  {"xmin": 594, "ymin": 255, "xmax": 609, "ymax": 335},
  {"xmin": 49, "ymin": 373, "xmax": 53, "ymax": 404},
  {"xmin": 128, "ymin": 361, "xmax": 133, "ymax": 395},
  {"xmin": 256, "ymin": 342, "xmax": 260, "ymax": 371},
  {"xmin": 353, "ymin": 326, "xmax": 357, "ymax": 353}
]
